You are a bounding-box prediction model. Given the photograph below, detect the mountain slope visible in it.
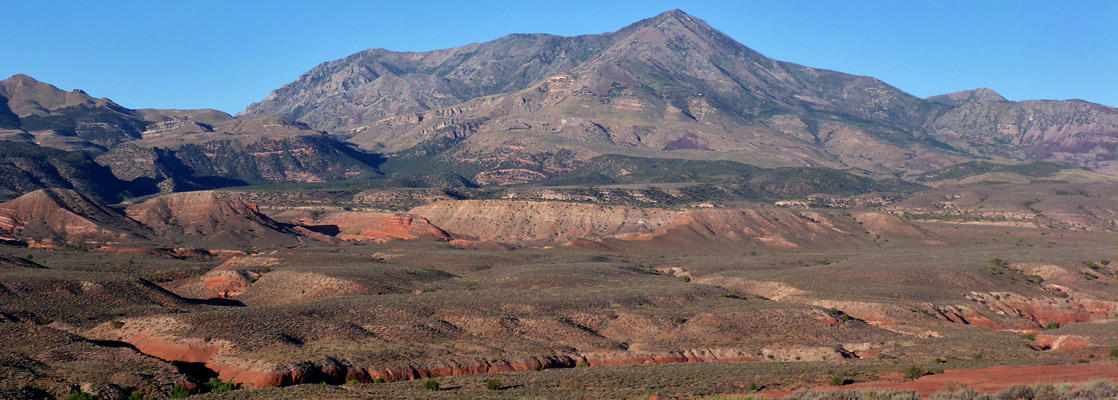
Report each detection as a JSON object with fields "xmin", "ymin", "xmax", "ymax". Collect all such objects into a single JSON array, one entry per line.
[
  {"xmin": 241, "ymin": 24, "xmax": 649, "ymax": 131},
  {"xmin": 0, "ymin": 141, "xmax": 138, "ymax": 202}
]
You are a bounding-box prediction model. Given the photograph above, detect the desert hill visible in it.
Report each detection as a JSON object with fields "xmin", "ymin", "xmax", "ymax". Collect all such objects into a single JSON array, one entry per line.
[
  {"xmin": 0, "ymin": 189, "xmax": 148, "ymax": 244},
  {"xmin": 125, "ymin": 191, "xmax": 304, "ymax": 248}
]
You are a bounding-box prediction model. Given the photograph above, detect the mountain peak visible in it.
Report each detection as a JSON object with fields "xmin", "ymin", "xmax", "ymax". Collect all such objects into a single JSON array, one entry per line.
[
  {"xmin": 654, "ymin": 8, "xmax": 691, "ymax": 20},
  {"xmin": 1, "ymin": 74, "xmax": 64, "ymax": 94},
  {"xmin": 927, "ymin": 88, "xmax": 1007, "ymax": 106}
]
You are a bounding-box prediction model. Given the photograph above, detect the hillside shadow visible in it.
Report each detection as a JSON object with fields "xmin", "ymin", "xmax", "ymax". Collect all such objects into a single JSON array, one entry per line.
[{"xmin": 188, "ymin": 297, "xmax": 246, "ymax": 307}]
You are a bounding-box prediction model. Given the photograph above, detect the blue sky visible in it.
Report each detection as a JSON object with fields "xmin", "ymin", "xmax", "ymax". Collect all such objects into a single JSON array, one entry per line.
[{"xmin": 2, "ymin": 1, "xmax": 1114, "ymax": 113}]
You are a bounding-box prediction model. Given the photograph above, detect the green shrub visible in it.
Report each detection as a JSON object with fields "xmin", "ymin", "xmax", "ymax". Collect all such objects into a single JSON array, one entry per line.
[
  {"xmin": 68, "ymin": 392, "xmax": 95, "ymax": 400},
  {"xmin": 127, "ymin": 391, "xmax": 144, "ymax": 400},
  {"xmin": 748, "ymin": 382, "xmax": 759, "ymax": 391},
  {"xmin": 345, "ymin": 379, "xmax": 359, "ymax": 385},
  {"xmin": 204, "ymin": 377, "xmax": 237, "ymax": 393},
  {"xmin": 424, "ymin": 380, "xmax": 440, "ymax": 391},
  {"xmin": 1045, "ymin": 322, "xmax": 1060, "ymax": 330},
  {"xmin": 1020, "ymin": 333, "xmax": 1036, "ymax": 340},
  {"xmin": 1109, "ymin": 348, "xmax": 1118, "ymax": 358},
  {"xmin": 372, "ymin": 378, "xmax": 386, "ymax": 383},
  {"xmin": 168, "ymin": 386, "xmax": 191, "ymax": 398},
  {"xmin": 826, "ymin": 308, "xmax": 853, "ymax": 321},
  {"xmin": 485, "ymin": 379, "xmax": 502, "ymax": 390}
]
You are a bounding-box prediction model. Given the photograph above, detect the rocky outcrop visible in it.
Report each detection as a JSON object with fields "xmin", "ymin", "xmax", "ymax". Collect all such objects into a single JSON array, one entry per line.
[{"xmin": 965, "ymin": 291, "xmax": 1118, "ymax": 328}]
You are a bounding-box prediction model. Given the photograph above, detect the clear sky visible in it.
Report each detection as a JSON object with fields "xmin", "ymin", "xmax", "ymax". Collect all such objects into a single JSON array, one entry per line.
[{"xmin": 3, "ymin": 1, "xmax": 1114, "ymax": 114}]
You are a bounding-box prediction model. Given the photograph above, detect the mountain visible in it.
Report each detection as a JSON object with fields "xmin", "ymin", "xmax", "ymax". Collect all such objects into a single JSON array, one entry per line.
[{"xmin": 247, "ymin": 10, "xmax": 1118, "ymax": 180}]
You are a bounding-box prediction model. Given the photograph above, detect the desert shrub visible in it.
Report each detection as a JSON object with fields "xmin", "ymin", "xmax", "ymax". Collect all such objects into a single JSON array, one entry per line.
[
  {"xmin": 903, "ymin": 365, "xmax": 927, "ymax": 381},
  {"xmin": 372, "ymin": 378, "xmax": 386, "ymax": 383},
  {"xmin": 168, "ymin": 386, "xmax": 191, "ymax": 398},
  {"xmin": 1044, "ymin": 322, "xmax": 1060, "ymax": 330},
  {"xmin": 127, "ymin": 391, "xmax": 144, "ymax": 400},
  {"xmin": 485, "ymin": 379, "xmax": 502, "ymax": 390},
  {"xmin": 784, "ymin": 389, "xmax": 919, "ymax": 400},
  {"xmin": 995, "ymin": 385, "xmax": 1033, "ymax": 400},
  {"xmin": 1033, "ymin": 384, "xmax": 1059, "ymax": 400},
  {"xmin": 68, "ymin": 392, "xmax": 95, "ymax": 400},
  {"xmin": 827, "ymin": 308, "xmax": 853, "ymax": 321},
  {"xmin": 345, "ymin": 379, "xmax": 359, "ymax": 385},
  {"xmin": 1020, "ymin": 333, "xmax": 1036, "ymax": 340},
  {"xmin": 1109, "ymin": 348, "xmax": 1118, "ymax": 358},
  {"xmin": 748, "ymin": 382, "xmax": 759, "ymax": 391},
  {"xmin": 929, "ymin": 389, "xmax": 988, "ymax": 400},
  {"xmin": 1079, "ymin": 380, "xmax": 1118, "ymax": 398},
  {"xmin": 829, "ymin": 374, "xmax": 851, "ymax": 386},
  {"xmin": 423, "ymin": 380, "xmax": 440, "ymax": 391}
]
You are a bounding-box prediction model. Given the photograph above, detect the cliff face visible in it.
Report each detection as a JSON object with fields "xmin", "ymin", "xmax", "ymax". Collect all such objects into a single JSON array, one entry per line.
[{"xmin": 409, "ymin": 200, "xmax": 926, "ymax": 246}]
